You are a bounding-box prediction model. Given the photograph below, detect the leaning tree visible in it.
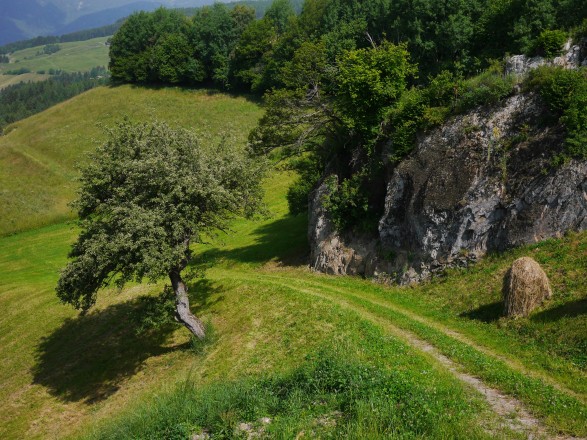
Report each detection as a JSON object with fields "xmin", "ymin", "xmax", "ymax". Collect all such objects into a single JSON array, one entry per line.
[{"xmin": 56, "ymin": 120, "xmax": 265, "ymax": 339}]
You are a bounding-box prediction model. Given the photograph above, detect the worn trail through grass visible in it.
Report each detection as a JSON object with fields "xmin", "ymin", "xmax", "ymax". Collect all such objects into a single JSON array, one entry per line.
[
  {"xmin": 263, "ymin": 273, "xmax": 585, "ymax": 402},
  {"xmin": 224, "ymin": 270, "xmax": 587, "ymax": 439}
]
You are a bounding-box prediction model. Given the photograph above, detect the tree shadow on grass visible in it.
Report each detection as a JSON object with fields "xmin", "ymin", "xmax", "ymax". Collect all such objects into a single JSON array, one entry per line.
[
  {"xmin": 197, "ymin": 215, "xmax": 309, "ymax": 267},
  {"xmin": 32, "ymin": 280, "xmax": 220, "ymax": 405},
  {"xmin": 32, "ymin": 299, "xmax": 175, "ymax": 404},
  {"xmin": 460, "ymin": 301, "xmax": 503, "ymax": 323},
  {"xmin": 189, "ymin": 278, "xmax": 225, "ymax": 313}
]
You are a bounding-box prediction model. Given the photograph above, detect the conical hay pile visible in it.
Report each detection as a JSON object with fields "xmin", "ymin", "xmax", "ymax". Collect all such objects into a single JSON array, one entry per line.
[{"xmin": 503, "ymin": 256, "xmax": 552, "ymax": 318}]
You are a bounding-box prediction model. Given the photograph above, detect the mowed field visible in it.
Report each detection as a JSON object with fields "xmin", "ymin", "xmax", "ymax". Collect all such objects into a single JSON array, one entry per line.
[
  {"xmin": 0, "ymin": 87, "xmax": 585, "ymax": 439},
  {"xmin": 0, "ymin": 85, "xmax": 263, "ymax": 236},
  {"xmin": 0, "ymin": 37, "xmax": 110, "ymax": 75},
  {"xmin": 0, "ymin": 73, "xmax": 50, "ymax": 90}
]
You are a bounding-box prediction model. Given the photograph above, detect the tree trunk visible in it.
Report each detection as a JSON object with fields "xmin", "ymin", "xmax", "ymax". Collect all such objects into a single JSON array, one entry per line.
[{"xmin": 169, "ymin": 269, "xmax": 206, "ymax": 340}]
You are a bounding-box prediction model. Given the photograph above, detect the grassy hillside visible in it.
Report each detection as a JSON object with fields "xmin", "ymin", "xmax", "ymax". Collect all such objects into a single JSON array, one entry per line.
[
  {"xmin": 0, "ymin": 85, "xmax": 262, "ymax": 236},
  {"xmin": 1, "ymin": 167, "xmax": 585, "ymax": 439},
  {"xmin": 0, "ymin": 73, "xmax": 50, "ymax": 90},
  {"xmin": 0, "ymin": 37, "xmax": 109, "ymax": 75},
  {"xmin": 0, "ymin": 84, "xmax": 584, "ymax": 439}
]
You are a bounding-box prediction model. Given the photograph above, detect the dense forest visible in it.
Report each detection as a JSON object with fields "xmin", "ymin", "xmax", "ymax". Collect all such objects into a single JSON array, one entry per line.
[
  {"xmin": 92, "ymin": 0, "xmax": 581, "ymax": 231},
  {"xmin": 109, "ymin": 0, "xmax": 587, "ymax": 90},
  {"xmin": 0, "ymin": 67, "xmax": 109, "ymax": 131}
]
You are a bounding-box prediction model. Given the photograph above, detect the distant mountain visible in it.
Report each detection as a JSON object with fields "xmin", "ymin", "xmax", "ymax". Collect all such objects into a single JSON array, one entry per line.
[{"xmin": 0, "ymin": 0, "xmax": 228, "ymax": 46}]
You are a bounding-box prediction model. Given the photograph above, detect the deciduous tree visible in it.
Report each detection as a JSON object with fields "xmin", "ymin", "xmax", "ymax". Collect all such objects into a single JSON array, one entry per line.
[{"xmin": 56, "ymin": 120, "xmax": 266, "ymax": 339}]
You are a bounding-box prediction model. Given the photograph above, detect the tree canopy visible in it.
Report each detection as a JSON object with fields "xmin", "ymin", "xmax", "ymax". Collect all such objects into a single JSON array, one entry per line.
[
  {"xmin": 56, "ymin": 120, "xmax": 266, "ymax": 338},
  {"xmin": 104, "ymin": 0, "xmax": 587, "ymax": 233}
]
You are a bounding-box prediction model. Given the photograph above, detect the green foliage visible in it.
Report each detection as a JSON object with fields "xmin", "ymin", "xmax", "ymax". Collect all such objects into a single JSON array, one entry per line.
[
  {"xmin": 286, "ymin": 154, "xmax": 322, "ymax": 215},
  {"xmin": 56, "ymin": 120, "xmax": 266, "ymax": 312},
  {"xmin": 386, "ymin": 88, "xmax": 428, "ymax": 161},
  {"xmin": 131, "ymin": 287, "xmax": 179, "ymax": 335},
  {"xmin": 527, "ymin": 66, "xmax": 587, "ymax": 161},
  {"xmin": 385, "ymin": 65, "xmax": 515, "ymax": 163},
  {"xmin": 4, "ymin": 67, "xmax": 31, "ymax": 75},
  {"xmin": 334, "ymin": 42, "xmax": 416, "ymax": 140},
  {"xmin": 322, "ymin": 173, "xmax": 374, "ymax": 232},
  {"xmin": 229, "ymin": 18, "xmax": 277, "ymax": 91},
  {"xmin": 41, "ymin": 43, "xmax": 61, "ymax": 55},
  {"xmin": 108, "ymin": 5, "xmax": 255, "ymax": 88},
  {"xmin": 264, "ymin": 0, "xmax": 296, "ymax": 34},
  {"xmin": 455, "ymin": 66, "xmax": 516, "ymax": 112},
  {"xmin": 571, "ymin": 18, "xmax": 587, "ymax": 40},
  {"xmin": 535, "ymin": 29, "xmax": 568, "ymax": 58}
]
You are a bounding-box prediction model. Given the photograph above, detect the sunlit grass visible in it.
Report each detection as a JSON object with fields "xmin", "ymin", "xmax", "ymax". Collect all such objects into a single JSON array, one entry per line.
[
  {"xmin": 0, "ymin": 82, "xmax": 585, "ymax": 439},
  {"xmin": 0, "ymin": 37, "xmax": 110, "ymax": 75},
  {"xmin": 0, "ymin": 85, "xmax": 263, "ymax": 236},
  {"xmin": 0, "ymin": 73, "xmax": 49, "ymax": 90}
]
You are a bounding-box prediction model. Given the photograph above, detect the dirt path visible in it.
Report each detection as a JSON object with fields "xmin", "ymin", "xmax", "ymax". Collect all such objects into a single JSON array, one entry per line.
[
  {"xmin": 230, "ymin": 272, "xmax": 584, "ymax": 440},
  {"xmin": 259, "ymin": 272, "xmax": 585, "ymax": 404}
]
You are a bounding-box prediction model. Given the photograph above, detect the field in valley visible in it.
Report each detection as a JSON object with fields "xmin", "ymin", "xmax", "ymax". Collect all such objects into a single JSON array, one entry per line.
[{"xmin": 0, "ymin": 37, "xmax": 110, "ymax": 75}]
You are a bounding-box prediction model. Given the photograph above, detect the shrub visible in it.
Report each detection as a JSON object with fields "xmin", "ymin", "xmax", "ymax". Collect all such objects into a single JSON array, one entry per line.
[
  {"xmin": 5, "ymin": 67, "xmax": 31, "ymax": 75},
  {"xmin": 455, "ymin": 68, "xmax": 516, "ymax": 112},
  {"xmin": 286, "ymin": 155, "xmax": 322, "ymax": 215},
  {"xmin": 527, "ymin": 66, "xmax": 587, "ymax": 161},
  {"xmin": 42, "ymin": 43, "xmax": 61, "ymax": 55},
  {"xmin": 535, "ymin": 29, "xmax": 568, "ymax": 58},
  {"xmin": 322, "ymin": 173, "xmax": 373, "ymax": 232}
]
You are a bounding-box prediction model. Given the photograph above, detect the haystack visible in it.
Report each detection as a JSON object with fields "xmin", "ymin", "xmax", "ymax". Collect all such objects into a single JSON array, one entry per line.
[{"xmin": 503, "ymin": 257, "xmax": 552, "ymax": 318}]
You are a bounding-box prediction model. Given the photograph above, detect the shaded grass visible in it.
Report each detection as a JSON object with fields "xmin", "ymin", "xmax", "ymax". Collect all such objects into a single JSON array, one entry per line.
[
  {"xmin": 0, "ymin": 85, "xmax": 263, "ymax": 236},
  {"xmin": 0, "ymin": 37, "xmax": 109, "ymax": 75}
]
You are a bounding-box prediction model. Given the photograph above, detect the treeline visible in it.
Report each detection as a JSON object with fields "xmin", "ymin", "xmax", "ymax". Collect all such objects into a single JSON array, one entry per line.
[
  {"xmin": 109, "ymin": 0, "xmax": 587, "ymax": 230},
  {"xmin": 0, "ymin": 0, "xmax": 304, "ymax": 56},
  {"xmin": 109, "ymin": 0, "xmax": 587, "ymax": 93},
  {"xmin": 0, "ymin": 21, "xmax": 123, "ymax": 55},
  {"xmin": 179, "ymin": 0, "xmax": 304, "ymax": 18},
  {"xmin": 0, "ymin": 67, "xmax": 108, "ymax": 131}
]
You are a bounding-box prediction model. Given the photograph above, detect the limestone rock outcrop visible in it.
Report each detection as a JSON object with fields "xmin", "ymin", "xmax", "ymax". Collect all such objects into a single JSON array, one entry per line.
[{"xmin": 309, "ymin": 94, "xmax": 587, "ymax": 283}]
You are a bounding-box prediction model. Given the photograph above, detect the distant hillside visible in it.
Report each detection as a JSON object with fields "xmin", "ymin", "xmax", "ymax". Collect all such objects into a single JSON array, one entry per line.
[
  {"xmin": 0, "ymin": 85, "xmax": 263, "ymax": 236},
  {"xmin": 0, "ymin": 0, "xmax": 232, "ymax": 45}
]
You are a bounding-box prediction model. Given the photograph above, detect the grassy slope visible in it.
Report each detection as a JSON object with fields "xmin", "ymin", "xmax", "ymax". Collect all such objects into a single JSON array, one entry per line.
[
  {"xmin": 0, "ymin": 86, "xmax": 585, "ymax": 438},
  {"xmin": 0, "ymin": 174, "xmax": 502, "ymax": 440},
  {"xmin": 0, "ymin": 85, "xmax": 262, "ymax": 236},
  {"xmin": 0, "ymin": 37, "xmax": 109, "ymax": 75},
  {"xmin": 0, "ymin": 73, "xmax": 50, "ymax": 90}
]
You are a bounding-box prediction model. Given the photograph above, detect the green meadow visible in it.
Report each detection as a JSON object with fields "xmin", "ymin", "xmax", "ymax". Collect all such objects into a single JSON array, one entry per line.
[
  {"xmin": 0, "ymin": 37, "xmax": 110, "ymax": 75},
  {"xmin": 0, "ymin": 86, "xmax": 585, "ymax": 439},
  {"xmin": 0, "ymin": 85, "xmax": 262, "ymax": 236},
  {"xmin": 0, "ymin": 73, "xmax": 50, "ymax": 90}
]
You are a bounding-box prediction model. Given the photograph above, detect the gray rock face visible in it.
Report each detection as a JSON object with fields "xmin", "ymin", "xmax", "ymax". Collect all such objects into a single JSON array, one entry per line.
[
  {"xmin": 309, "ymin": 93, "xmax": 587, "ymax": 283},
  {"xmin": 505, "ymin": 39, "xmax": 586, "ymax": 75}
]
